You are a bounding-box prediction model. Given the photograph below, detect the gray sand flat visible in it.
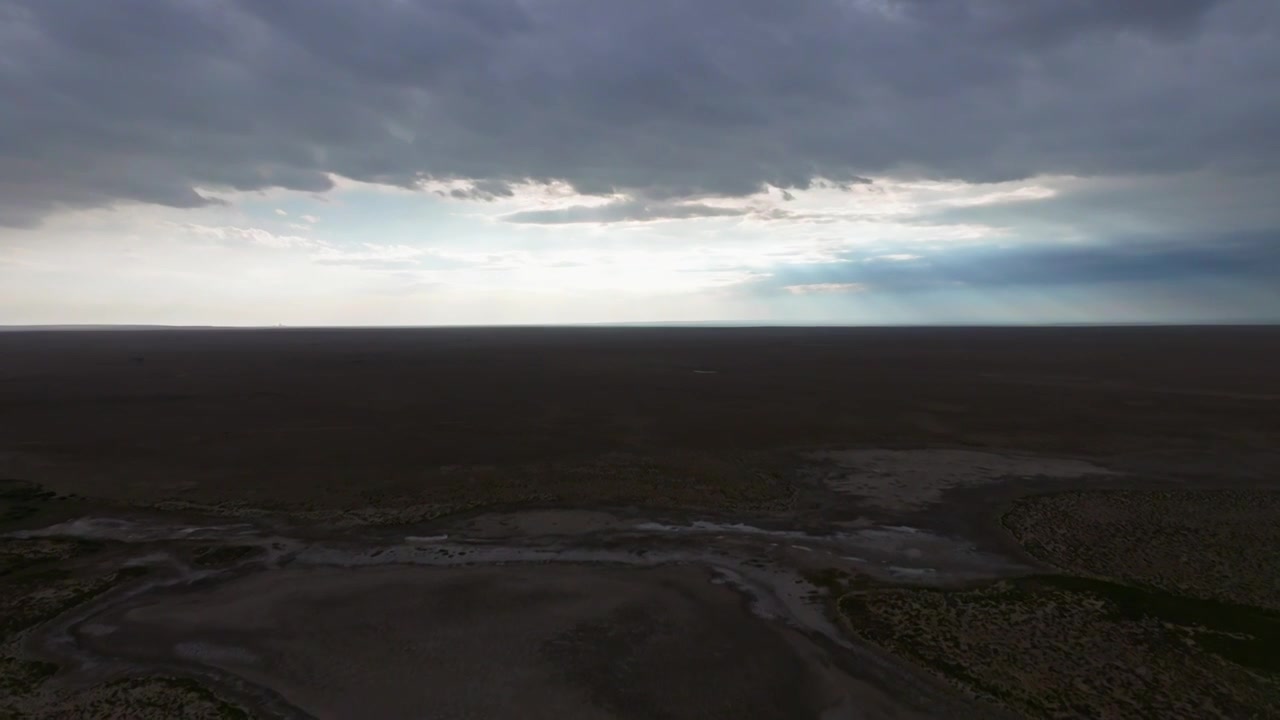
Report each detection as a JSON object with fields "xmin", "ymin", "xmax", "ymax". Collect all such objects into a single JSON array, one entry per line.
[
  {"xmin": 807, "ymin": 449, "xmax": 1116, "ymax": 510},
  {"xmin": 86, "ymin": 564, "xmax": 925, "ymax": 720}
]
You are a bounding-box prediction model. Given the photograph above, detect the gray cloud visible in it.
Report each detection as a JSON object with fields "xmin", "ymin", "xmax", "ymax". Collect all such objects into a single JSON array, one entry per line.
[
  {"xmin": 748, "ymin": 231, "xmax": 1280, "ymax": 295},
  {"xmin": 444, "ymin": 180, "xmax": 516, "ymax": 201},
  {"xmin": 903, "ymin": 0, "xmax": 1223, "ymax": 46},
  {"xmin": 1, "ymin": 0, "xmax": 1277, "ymax": 225},
  {"xmin": 921, "ymin": 172, "xmax": 1280, "ymax": 238},
  {"xmin": 502, "ymin": 200, "xmax": 747, "ymax": 224}
]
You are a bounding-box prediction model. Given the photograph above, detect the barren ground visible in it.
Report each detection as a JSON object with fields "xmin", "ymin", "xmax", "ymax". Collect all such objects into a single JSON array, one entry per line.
[{"xmin": 1, "ymin": 326, "xmax": 1278, "ymax": 718}]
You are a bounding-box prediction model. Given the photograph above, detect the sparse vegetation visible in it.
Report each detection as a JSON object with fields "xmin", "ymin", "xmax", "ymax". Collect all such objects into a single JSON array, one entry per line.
[
  {"xmin": 0, "ymin": 656, "xmax": 58, "ymax": 698},
  {"xmin": 0, "ymin": 480, "xmax": 59, "ymax": 526},
  {"xmin": 837, "ymin": 576, "xmax": 1280, "ymax": 718},
  {"xmin": 826, "ymin": 488, "xmax": 1280, "ymax": 717},
  {"xmin": 14, "ymin": 676, "xmax": 253, "ymax": 720},
  {"xmin": 211, "ymin": 453, "xmax": 798, "ymax": 526},
  {"xmin": 0, "ymin": 539, "xmax": 147, "ymax": 641},
  {"xmin": 0, "ymin": 538, "xmax": 93, "ymax": 577},
  {"xmin": 0, "ymin": 575, "xmax": 117, "ymax": 639},
  {"xmin": 1004, "ymin": 488, "xmax": 1280, "ymax": 610},
  {"xmin": 802, "ymin": 567, "xmax": 889, "ymax": 603}
]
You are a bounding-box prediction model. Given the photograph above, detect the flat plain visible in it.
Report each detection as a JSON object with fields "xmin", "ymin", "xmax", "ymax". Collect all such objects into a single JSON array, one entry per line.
[{"xmin": 1, "ymin": 326, "xmax": 1278, "ymax": 718}]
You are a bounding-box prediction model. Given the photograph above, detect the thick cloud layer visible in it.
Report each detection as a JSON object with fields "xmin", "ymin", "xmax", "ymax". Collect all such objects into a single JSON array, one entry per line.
[{"xmin": 2, "ymin": 0, "xmax": 1277, "ymax": 225}]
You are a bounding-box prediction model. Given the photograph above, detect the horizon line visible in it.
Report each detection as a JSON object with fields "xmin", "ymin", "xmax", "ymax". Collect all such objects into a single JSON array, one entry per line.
[{"xmin": 2, "ymin": 320, "xmax": 1279, "ymax": 331}]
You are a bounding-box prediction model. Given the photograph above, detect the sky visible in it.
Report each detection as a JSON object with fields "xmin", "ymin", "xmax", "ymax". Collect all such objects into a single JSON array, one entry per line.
[{"xmin": 1, "ymin": 0, "xmax": 1278, "ymax": 326}]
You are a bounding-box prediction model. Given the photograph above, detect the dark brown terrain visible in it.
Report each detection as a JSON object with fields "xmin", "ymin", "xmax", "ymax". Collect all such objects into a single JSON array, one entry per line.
[
  {"xmin": 3, "ymin": 326, "xmax": 1278, "ymax": 510},
  {"xmin": 1, "ymin": 326, "xmax": 1278, "ymax": 719}
]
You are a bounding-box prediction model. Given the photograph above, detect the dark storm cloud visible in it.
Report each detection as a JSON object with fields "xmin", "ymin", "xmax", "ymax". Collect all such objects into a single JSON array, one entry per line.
[
  {"xmin": 751, "ymin": 231, "xmax": 1280, "ymax": 294},
  {"xmin": 1, "ymin": 0, "xmax": 1277, "ymax": 225}
]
